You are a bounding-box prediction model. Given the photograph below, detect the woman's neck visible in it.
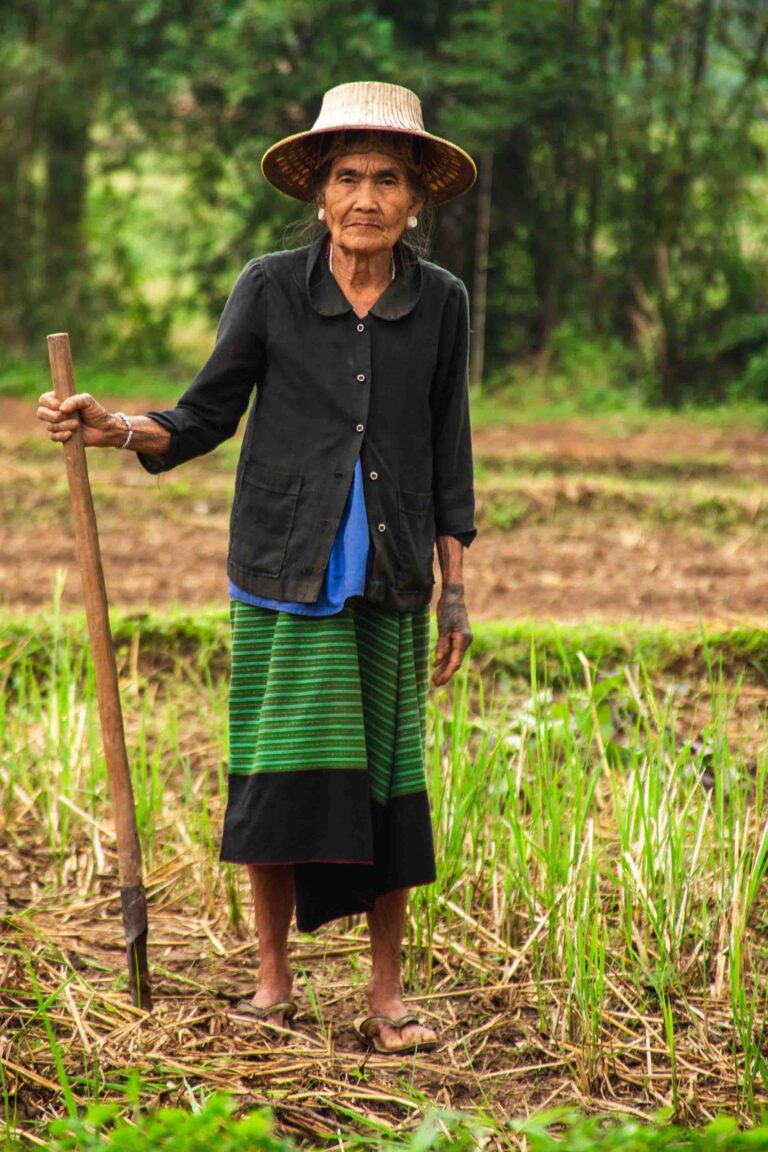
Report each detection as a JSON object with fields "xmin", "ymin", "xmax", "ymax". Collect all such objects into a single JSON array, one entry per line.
[{"xmin": 329, "ymin": 242, "xmax": 395, "ymax": 296}]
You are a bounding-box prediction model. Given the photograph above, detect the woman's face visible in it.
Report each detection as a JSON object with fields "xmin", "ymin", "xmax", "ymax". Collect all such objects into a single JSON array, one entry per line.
[{"xmin": 320, "ymin": 150, "xmax": 424, "ymax": 257}]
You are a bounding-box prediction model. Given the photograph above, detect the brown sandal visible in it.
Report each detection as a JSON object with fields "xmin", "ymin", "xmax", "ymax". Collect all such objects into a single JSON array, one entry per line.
[
  {"xmin": 354, "ymin": 1013, "xmax": 439, "ymax": 1055},
  {"xmin": 230, "ymin": 999, "xmax": 297, "ymax": 1031}
]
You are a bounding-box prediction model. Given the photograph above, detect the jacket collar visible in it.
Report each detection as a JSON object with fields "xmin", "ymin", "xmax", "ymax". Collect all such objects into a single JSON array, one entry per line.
[{"xmin": 305, "ymin": 233, "xmax": 422, "ymax": 321}]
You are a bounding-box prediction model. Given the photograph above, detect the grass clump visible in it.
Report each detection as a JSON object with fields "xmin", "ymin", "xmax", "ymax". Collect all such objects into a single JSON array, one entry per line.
[
  {"xmin": 41, "ymin": 1096, "xmax": 768, "ymax": 1151},
  {"xmin": 46, "ymin": 1094, "xmax": 291, "ymax": 1152},
  {"xmin": 4, "ymin": 609, "xmax": 768, "ymax": 686},
  {"xmin": 0, "ymin": 358, "xmax": 193, "ymax": 404},
  {"xmin": 4, "ymin": 606, "xmax": 768, "ymax": 1132},
  {"xmin": 476, "ymin": 474, "xmax": 768, "ymax": 538}
]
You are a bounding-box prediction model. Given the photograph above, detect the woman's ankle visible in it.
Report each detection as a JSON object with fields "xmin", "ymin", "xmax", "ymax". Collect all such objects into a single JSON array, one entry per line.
[{"xmin": 366, "ymin": 976, "xmax": 403, "ymax": 1005}]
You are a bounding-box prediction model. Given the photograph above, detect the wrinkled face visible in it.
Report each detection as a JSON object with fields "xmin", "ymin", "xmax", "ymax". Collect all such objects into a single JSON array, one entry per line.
[{"xmin": 319, "ymin": 151, "xmax": 424, "ymax": 256}]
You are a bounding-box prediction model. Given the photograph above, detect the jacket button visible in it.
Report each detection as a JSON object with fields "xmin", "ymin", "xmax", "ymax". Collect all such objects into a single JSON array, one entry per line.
[
  {"xmin": 356, "ymin": 373, "xmax": 365, "ymax": 383},
  {"xmin": 356, "ymin": 323, "xmax": 365, "ymax": 333},
  {"xmin": 377, "ymin": 522, "xmax": 386, "ymax": 532},
  {"xmin": 355, "ymin": 423, "xmax": 364, "ymax": 432},
  {"xmin": 369, "ymin": 470, "xmax": 379, "ymax": 480}
]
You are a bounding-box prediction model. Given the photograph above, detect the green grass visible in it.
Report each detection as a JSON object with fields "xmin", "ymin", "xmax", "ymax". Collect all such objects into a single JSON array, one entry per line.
[
  {"xmin": 469, "ymin": 382, "xmax": 768, "ymax": 432},
  {"xmin": 37, "ymin": 1091, "xmax": 768, "ymax": 1150},
  {"xmin": 8, "ymin": 350, "xmax": 768, "ymax": 430},
  {"xmin": 470, "ymin": 619, "xmax": 768, "ymax": 682},
  {"xmin": 4, "ymin": 609, "xmax": 768, "ymax": 684},
  {"xmin": 3, "ymin": 606, "xmax": 768, "ymax": 1138},
  {"xmin": 0, "ymin": 358, "xmax": 195, "ymax": 404}
]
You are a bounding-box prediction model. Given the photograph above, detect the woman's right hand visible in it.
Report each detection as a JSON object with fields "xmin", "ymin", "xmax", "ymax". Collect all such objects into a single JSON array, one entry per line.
[{"xmin": 36, "ymin": 392, "xmax": 125, "ymax": 448}]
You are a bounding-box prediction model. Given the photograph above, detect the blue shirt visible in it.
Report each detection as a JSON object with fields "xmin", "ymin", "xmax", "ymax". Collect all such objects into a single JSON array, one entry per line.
[{"xmin": 229, "ymin": 456, "xmax": 371, "ymax": 615}]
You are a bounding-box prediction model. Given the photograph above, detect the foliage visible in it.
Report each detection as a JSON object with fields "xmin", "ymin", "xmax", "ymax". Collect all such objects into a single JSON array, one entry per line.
[
  {"xmin": 38, "ymin": 1093, "xmax": 768, "ymax": 1150},
  {"xmin": 2, "ymin": 2, "xmax": 768, "ymax": 400},
  {"xmin": 46, "ymin": 1093, "xmax": 292, "ymax": 1151},
  {"xmin": 5, "ymin": 608, "xmax": 768, "ymax": 685},
  {"xmin": 507, "ymin": 1111, "xmax": 768, "ymax": 1148}
]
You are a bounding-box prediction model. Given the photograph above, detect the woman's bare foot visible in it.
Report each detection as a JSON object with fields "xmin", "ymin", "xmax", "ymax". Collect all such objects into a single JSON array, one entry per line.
[
  {"xmin": 365, "ymin": 983, "xmax": 438, "ymax": 1050},
  {"xmin": 248, "ymin": 967, "xmax": 294, "ymax": 1027},
  {"xmin": 246, "ymin": 864, "xmax": 296, "ymax": 1027},
  {"xmin": 365, "ymin": 889, "xmax": 438, "ymax": 1051}
]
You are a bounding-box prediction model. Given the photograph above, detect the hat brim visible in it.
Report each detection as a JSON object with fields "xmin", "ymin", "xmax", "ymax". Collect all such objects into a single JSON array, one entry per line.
[{"xmin": 261, "ymin": 126, "xmax": 477, "ymax": 206}]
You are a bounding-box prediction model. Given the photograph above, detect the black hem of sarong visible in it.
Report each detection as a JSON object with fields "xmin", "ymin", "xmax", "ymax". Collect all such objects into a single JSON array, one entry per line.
[{"xmin": 219, "ymin": 771, "xmax": 436, "ymax": 933}]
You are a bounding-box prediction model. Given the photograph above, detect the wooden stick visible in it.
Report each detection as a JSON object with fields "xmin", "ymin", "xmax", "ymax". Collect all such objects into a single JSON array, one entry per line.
[{"xmin": 47, "ymin": 333, "xmax": 152, "ymax": 1011}]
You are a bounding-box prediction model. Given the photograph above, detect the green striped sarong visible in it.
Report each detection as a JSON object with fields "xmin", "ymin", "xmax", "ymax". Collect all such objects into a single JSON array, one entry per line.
[{"xmin": 219, "ymin": 598, "xmax": 436, "ymax": 932}]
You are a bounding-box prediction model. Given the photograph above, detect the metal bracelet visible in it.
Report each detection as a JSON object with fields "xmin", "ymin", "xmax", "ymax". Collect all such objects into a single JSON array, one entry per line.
[{"xmin": 114, "ymin": 412, "xmax": 133, "ymax": 450}]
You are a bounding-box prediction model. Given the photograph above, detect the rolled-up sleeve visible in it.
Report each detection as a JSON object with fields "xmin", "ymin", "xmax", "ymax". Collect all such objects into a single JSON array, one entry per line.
[
  {"xmin": 430, "ymin": 279, "xmax": 476, "ymax": 544},
  {"xmin": 139, "ymin": 260, "xmax": 267, "ymax": 474}
]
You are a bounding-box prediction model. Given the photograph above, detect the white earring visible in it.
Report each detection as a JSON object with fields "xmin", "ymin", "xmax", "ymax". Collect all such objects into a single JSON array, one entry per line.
[
  {"xmin": 318, "ymin": 207, "xmax": 326, "ymax": 221},
  {"xmin": 407, "ymin": 215, "xmax": 418, "ymax": 229}
]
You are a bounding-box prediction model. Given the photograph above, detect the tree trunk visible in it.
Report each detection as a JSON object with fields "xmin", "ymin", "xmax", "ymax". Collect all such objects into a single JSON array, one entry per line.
[
  {"xmin": 0, "ymin": 4, "xmax": 45, "ymax": 347},
  {"xmin": 470, "ymin": 150, "xmax": 493, "ymax": 392},
  {"xmin": 636, "ymin": 0, "xmax": 658, "ymax": 282},
  {"xmin": 586, "ymin": 0, "xmax": 612, "ymax": 330},
  {"xmin": 435, "ymin": 196, "xmax": 472, "ymax": 284},
  {"xmin": 664, "ymin": 0, "xmax": 713, "ymax": 247},
  {"xmin": 0, "ymin": 154, "xmax": 22, "ymax": 335},
  {"xmin": 43, "ymin": 95, "xmax": 91, "ymax": 343}
]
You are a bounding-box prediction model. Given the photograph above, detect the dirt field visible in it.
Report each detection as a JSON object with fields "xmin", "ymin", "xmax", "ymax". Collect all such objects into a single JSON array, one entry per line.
[
  {"xmin": 4, "ymin": 398, "xmax": 767, "ymax": 624},
  {"xmin": 4, "ymin": 398, "xmax": 768, "ymax": 1135}
]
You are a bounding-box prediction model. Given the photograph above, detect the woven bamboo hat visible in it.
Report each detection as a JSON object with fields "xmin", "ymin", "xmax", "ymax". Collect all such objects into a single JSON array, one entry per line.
[{"xmin": 261, "ymin": 81, "xmax": 477, "ymax": 205}]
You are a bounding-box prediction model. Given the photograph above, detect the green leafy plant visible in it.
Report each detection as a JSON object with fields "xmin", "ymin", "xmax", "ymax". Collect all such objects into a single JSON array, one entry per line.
[
  {"xmin": 47, "ymin": 1094, "xmax": 293, "ymax": 1152},
  {"xmin": 43, "ymin": 1099, "xmax": 768, "ymax": 1151}
]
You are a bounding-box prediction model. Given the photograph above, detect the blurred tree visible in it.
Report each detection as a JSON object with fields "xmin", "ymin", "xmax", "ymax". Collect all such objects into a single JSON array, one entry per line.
[
  {"xmin": 1, "ymin": 0, "xmax": 767, "ymax": 400},
  {"xmin": 0, "ymin": 0, "xmax": 205, "ymax": 350}
]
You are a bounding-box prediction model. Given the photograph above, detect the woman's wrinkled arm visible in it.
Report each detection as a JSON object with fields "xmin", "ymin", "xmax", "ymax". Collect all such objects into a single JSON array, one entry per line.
[{"xmin": 432, "ymin": 534, "xmax": 473, "ymax": 686}]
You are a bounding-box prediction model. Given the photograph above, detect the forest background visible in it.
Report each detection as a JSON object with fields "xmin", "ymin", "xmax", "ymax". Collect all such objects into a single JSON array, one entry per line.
[{"xmin": 3, "ymin": 0, "xmax": 768, "ymax": 408}]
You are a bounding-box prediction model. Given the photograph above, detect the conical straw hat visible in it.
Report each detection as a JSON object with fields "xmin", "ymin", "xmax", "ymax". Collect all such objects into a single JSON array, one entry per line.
[{"xmin": 261, "ymin": 81, "xmax": 477, "ymax": 205}]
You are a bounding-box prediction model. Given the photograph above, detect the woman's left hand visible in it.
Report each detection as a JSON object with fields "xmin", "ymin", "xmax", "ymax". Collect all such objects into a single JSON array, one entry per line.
[{"xmin": 432, "ymin": 582, "xmax": 473, "ymax": 685}]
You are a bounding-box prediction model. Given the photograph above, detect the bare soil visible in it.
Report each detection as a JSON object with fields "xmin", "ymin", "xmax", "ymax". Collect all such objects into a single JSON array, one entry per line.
[
  {"xmin": 4, "ymin": 398, "xmax": 768, "ymax": 624},
  {"xmin": 473, "ymin": 419, "xmax": 768, "ymax": 480}
]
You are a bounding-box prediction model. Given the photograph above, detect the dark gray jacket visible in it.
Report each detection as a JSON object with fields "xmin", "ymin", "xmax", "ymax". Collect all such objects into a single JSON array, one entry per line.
[{"xmin": 140, "ymin": 234, "xmax": 476, "ymax": 612}]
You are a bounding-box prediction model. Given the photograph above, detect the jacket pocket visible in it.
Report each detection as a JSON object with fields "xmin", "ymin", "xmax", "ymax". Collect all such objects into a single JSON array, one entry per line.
[
  {"xmin": 396, "ymin": 489, "xmax": 436, "ymax": 591},
  {"xmin": 230, "ymin": 462, "xmax": 302, "ymax": 578}
]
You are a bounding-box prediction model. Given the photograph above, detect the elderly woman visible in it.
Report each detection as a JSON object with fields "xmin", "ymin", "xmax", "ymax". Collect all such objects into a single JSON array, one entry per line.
[{"xmin": 37, "ymin": 82, "xmax": 476, "ymax": 1055}]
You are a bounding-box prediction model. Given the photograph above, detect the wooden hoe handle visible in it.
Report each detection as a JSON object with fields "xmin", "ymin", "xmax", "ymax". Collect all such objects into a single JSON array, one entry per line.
[{"xmin": 47, "ymin": 333, "xmax": 152, "ymax": 1010}]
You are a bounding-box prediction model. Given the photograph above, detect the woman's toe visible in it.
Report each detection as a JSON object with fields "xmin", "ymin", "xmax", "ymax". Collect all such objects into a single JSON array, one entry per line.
[
  {"xmin": 402, "ymin": 1022, "xmax": 437, "ymax": 1047},
  {"xmin": 376, "ymin": 1024, "xmax": 402, "ymax": 1049},
  {"xmin": 379, "ymin": 1021, "xmax": 436, "ymax": 1049}
]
